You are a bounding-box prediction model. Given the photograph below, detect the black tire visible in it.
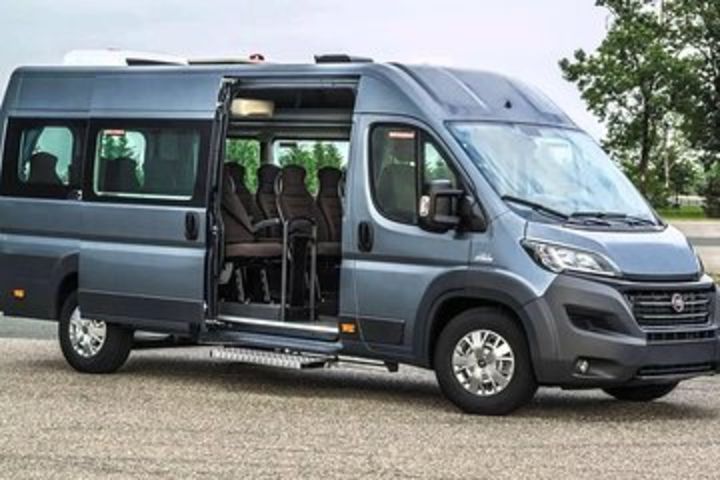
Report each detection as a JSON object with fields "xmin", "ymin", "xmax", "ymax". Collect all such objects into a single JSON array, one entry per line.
[
  {"xmin": 434, "ymin": 307, "xmax": 538, "ymax": 415},
  {"xmin": 603, "ymin": 382, "xmax": 679, "ymax": 402},
  {"xmin": 58, "ymin": 292, "xmax": 133, "ymax": 374}
]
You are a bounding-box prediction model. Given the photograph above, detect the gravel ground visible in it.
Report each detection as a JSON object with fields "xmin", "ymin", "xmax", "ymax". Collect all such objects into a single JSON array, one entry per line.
[{"xmin": 1, "ymin": 335, "xmax": 720, "ymax": 479}]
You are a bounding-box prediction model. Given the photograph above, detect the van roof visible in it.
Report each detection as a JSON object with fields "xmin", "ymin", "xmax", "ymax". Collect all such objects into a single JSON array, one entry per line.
[{"xmin": 1, "ymin": 63, "xmax": 576, "ymax": 128}]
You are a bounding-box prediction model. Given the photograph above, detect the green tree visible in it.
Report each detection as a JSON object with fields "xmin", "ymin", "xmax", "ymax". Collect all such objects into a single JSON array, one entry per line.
[
  {"xmin": 278, "ymin": 143, "xmax": 318, "ymax": 192},
  {"xmin": 226, "ymin": 139, "xmax": 260, "ymax": 191},
  {"xmin": 665, "ymin": 0, "xmax": 720, "ymax": 215},
  {"xmin": 319, "ymin": 143, "xmax": 343, "ymax": 170},
  {"xmin": 278, "ymin": 141, "xmax": 344, "ymax": 193},
  {"xmin": 100, "ymin": 134, "xmax": 134, "ymax": 160},
  {"xmin": 559, "ymin": 0, "xmax": 684, "ymax": 199}
]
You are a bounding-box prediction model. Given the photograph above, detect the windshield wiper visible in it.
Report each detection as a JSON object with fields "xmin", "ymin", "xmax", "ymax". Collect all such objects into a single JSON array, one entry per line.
[
  {"xmin": 571, "ymin": 211, "xmax": 657, "ymax": 227},
  {"xmin": 501, "ymin": 195, "xmax": 568, "ymax": 220}
]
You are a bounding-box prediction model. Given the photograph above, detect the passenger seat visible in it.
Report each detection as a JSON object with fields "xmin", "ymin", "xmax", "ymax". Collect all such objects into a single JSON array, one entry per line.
[
  {"xmin": 221, "ymin": 167, "xmax": 283, "ymax": 302},
  {"xmin": 28, "ymin": 152, "xmax": 63, "ymax": 186},
  {"xmin": 256, "ymin": 164, "xmax": 282, "ymax": 238},
  {"xmin": 225, "ymin": 163, "xmax": 262, "ymax": 222},
  {"xmin": 316, "ymin": 167, "xmax": 343, "ymax": 243},
  {"xmin": 277, "ymin": 165, "xmax": 340, "ymax": 257},
  {"xmin": 104, "ymin": 157, "xmax": 141, "ymax": 193}
]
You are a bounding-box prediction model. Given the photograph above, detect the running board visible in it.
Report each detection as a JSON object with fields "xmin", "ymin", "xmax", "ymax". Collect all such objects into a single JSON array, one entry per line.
[
  {"xmin": 210, "ymin": 346, "xmax": 399, "ymax": 373},
  {"xmin": 211, "ymin": 347, "xmax": 332, "ymax": 369}
]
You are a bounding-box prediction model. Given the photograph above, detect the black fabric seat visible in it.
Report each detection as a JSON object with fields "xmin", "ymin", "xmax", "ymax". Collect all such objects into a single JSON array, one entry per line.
[
  {"xmin": 104, "ymin": 157, "xmax": 141, "ymax": 193},
  {"xmin": 28, "ymin": 152, "xmax": 63, "ymax": 185},
  {"xmin": 376, "ymin": 164, "xmax": 416, "ymax": 223},
  {"xmin": 225, "ymin": 163, "xmax": 262, "ymax": 222},
  {"xmin": 276, "ymin": 165, "xmax": 340, "ymax": 257},
  {"xmin": 221, "ymin": 167, "xmax": 282, "ymax": 259},
  {"xmin": 316, "ymin": 167, "xmax": 343, "ymax": 243},
  {"xmin": 256, "ymin": 164, "xmax": 282, "ymax": 238}
]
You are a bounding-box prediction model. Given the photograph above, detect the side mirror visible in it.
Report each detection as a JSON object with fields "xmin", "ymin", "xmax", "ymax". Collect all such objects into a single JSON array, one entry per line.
[{"xmin": 419, "ymin": 180, "xmax": 464, "ymax": 232}]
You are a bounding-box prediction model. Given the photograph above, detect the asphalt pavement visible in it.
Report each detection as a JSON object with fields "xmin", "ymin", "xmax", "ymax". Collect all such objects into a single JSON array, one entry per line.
[{"xmin": 1, "ymin": 315, "xmax": 720, "ymax": 479}]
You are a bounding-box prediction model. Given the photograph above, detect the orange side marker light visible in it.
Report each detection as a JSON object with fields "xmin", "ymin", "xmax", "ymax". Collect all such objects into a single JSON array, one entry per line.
[
  {"xmin": 340, "ymin": 322, "xmax": 357, "ymax": 334},
  {"xmin": 12, "ymin": 289, "xmax": 25, "ymax": 300}
]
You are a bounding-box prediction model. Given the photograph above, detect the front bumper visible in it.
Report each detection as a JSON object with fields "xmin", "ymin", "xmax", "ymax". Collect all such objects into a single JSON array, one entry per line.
[{"xmin": 525, "ymin": 274, "xmax": 720, "ymax": 388}]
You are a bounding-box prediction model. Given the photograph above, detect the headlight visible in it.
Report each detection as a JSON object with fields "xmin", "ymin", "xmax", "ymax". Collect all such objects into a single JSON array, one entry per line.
[{"xmin": 522, "ymin": 240, "xmax": 620, "ymax": 277}]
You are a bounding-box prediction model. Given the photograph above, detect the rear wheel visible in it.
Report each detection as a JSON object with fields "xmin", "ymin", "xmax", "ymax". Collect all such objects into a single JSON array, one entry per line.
[
  {"xmin": 434, "ymin": 308, "xmax": 537, "ymax": 415},
  {"xmin": 603, "ymin": 382, "xmax": 679, "ymax": 402},
  {"xmin": 58, "ymin": 292, "xmax": 132, "ymax": 373}
]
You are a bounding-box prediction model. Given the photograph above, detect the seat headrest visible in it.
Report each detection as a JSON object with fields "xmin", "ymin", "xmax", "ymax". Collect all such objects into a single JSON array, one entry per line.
[
  {"xmin": 105, "ymin": 157, "xmax": 140, "ymax": 192},
  {"xmin": 257, "ymin": 164, "xmax": 281, "ymax": 193},
  {"xmin": 28, "ymin": 152, "xmax": 62, "ymax": 185},
  {"xmin": 317, "ymin": 167, "xmax": 342, "ymax": 197},
  {"xmin": 278, "ymin": 165, "xmax": 309, "ymax": 196},
  {"xmin": 225, "ymin": 163, "xmax": 245, "ymax": 189}
]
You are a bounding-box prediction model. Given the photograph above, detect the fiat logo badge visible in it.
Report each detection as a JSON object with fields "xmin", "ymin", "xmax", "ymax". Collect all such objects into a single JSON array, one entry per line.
[{"xmin": 671, "ymin": 293, "xmax": 686, "ymax": 313}]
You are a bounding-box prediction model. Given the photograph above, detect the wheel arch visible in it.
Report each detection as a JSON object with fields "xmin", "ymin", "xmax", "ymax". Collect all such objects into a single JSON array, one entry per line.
[
  {"xmin": 413, "ymin": 269, "xmax": 556, "ymax": 376},
  {"xmin": 53, "ymin": 254, "xmax": 79, "ymax": 320}
]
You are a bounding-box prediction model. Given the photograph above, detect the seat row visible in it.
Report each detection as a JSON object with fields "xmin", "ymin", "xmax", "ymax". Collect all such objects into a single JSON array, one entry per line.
[{"xmin": 223, "ymin": 163, "xmax": 343, "ymax": 251}]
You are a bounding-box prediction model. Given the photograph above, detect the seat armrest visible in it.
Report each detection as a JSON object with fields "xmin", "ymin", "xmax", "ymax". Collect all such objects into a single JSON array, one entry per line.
[{"xmin": 252, "ymin": 218, "xmax": 281, "ymax": 234}]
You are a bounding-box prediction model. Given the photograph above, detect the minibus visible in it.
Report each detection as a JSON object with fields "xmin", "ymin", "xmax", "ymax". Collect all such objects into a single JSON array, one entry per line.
[{"xmin": 0, "ymin": 56, "xmax": 717, "ymax": 414}]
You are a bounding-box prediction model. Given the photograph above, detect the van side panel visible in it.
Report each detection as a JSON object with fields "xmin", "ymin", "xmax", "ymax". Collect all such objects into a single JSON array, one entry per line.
[
  {"xmin": 0, "ymin": 198, "xmax": 81, "ymax": 319},
  {"xmin": 78, "ymin": 203, "xmax": 207, "ymax": 333}
]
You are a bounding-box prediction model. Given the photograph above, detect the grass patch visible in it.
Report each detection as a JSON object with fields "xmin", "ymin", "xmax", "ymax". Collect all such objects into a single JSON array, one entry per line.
[{"xmin": 657, "ymin": 205, "xmax": 707, "ymax": 220}]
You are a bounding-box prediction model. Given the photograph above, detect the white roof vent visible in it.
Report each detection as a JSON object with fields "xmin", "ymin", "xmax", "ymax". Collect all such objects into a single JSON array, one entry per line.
[{"xmin": 63, "ymin": 49, "xmax": 188, "ymax": 66}]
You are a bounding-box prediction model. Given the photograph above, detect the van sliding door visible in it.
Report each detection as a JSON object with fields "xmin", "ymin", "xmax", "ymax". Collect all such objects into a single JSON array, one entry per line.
[{"xmin": 78, "ymin": 119, "xmax": 212, "ymax": 333}]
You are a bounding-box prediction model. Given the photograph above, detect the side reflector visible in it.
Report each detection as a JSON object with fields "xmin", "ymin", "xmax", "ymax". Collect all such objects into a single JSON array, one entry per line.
[
  {"xmin": 340, "ymin": 322, "xmax": 357, "ymax": 334},
  {"xmin": 12, "ymin": 289, "xmax": 25, "ymax": 300}
]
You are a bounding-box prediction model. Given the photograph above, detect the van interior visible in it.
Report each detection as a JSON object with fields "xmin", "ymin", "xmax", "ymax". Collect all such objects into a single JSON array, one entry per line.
[{"xmin": 215, "ymin": 84, "xmax": 356, "ymax": 336}]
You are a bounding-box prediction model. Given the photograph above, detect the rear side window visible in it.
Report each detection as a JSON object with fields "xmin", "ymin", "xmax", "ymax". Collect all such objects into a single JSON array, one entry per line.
[
  {"xmin": 1, "ymin": 119, "xmax": 85, "ymax": 198},
  {"xmin": 89, "ymin": 122, "xmax": 209, "ymax": 203}
]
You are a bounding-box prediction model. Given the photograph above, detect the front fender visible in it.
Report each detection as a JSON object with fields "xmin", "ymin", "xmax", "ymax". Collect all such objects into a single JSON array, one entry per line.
[{"xmin": 413, "ymin": 268, "xmax": 559, "ymax": 378}]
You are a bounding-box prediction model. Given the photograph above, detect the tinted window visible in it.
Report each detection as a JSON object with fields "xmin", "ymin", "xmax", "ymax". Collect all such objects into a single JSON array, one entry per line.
[
  {"xmin": 94, "ymin": 126, "xmax": 202, "ymax": 200},
  {"xmin": 1, "ymin": 119, "xmax": 85, "ymax": 198},
  {"xmin": 370, "ymin": 125, "xmax": 457, "ymax": 224}
]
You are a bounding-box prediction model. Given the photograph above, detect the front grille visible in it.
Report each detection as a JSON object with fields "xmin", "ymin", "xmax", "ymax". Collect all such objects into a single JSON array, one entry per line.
[
  {"xmin": 646, "ymin": 329, "xmax": 716, "ymax": 343},
  {"xmin": 637, "ymin": 363, "xmax": 716, "ymax": 378},
  {"xmin": 627, "ymin": 288, "xmax": 714, "ymax": 328}
]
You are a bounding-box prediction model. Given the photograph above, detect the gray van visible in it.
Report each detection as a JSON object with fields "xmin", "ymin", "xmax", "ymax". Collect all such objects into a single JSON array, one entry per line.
[{"xmin": 0, "ymin": 57, "xmax": 717, "ymax": 415}]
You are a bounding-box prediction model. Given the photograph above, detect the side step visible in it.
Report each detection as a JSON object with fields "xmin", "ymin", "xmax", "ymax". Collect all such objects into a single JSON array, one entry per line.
[
  {"xmin": 210, "ymin": 347, "xmax": 399, "ymax": 372},
  {"xmin": 211, "ymin": 347, "xmax": 333, "ymax": 369}
]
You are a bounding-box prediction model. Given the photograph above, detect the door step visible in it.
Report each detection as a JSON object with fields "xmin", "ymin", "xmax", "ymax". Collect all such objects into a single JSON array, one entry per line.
[
  {"xmin": 210, "ymin": 347, "xmax": 333, "ymax": 369},
  {"xmin": 210, "ymin": 346, "xmax": 399, "ymax": 373}
]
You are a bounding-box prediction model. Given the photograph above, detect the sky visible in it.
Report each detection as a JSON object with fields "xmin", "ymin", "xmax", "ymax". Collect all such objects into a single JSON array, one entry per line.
[{"xmin": 0, "ymin": 0, "xmax": 609, "ymax": 138}]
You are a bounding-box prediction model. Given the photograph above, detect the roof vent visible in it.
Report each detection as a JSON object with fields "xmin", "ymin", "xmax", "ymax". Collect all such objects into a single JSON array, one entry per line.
[{"xmin": 314, "ymin": 54, "xmax": 373, "ymax": 64}]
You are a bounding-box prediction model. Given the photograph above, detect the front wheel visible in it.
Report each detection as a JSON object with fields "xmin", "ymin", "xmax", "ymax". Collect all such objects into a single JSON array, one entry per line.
[
  {"xmin": 434, "ymin": 308, "xmax": 538, "ymax": 415},
  {"xmin": 603, "ymin": 382, "xmax": 679, "ymax": 402},
  {"xmin": 59, "ymin": 292, "xmax": 133, "ymax": 374}
]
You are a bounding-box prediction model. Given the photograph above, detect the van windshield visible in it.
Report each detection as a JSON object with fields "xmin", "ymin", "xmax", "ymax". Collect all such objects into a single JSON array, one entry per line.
[{"xmin": 449, "ymin": 123, "xmax": 657, "ymax": 224}]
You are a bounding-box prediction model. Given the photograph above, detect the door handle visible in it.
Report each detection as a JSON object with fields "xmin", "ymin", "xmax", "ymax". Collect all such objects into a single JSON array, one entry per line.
[
  {"xmin": 357, "ymin": 221, "xmax": 374, "ymax": 252},
  {"xmin": 185, "ymin": 212, "xmax": 200, "ymax": 241}
]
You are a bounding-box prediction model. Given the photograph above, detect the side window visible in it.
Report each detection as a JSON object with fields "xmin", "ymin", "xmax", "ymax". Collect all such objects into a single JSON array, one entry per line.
[
  {"xmin": 274, "ymin": 140, "xmax": 349, "ymax": 194},
  {"xmin": 1, "ymin": 119, "xmax": 85, "ymax": 198},
  {"xmin": 370, "ymin": 125, "xmax": 458, "ymax": 225},
  {"xmin": 90, "ymin": 123, "xmax": 207, "ymax": 203}
]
